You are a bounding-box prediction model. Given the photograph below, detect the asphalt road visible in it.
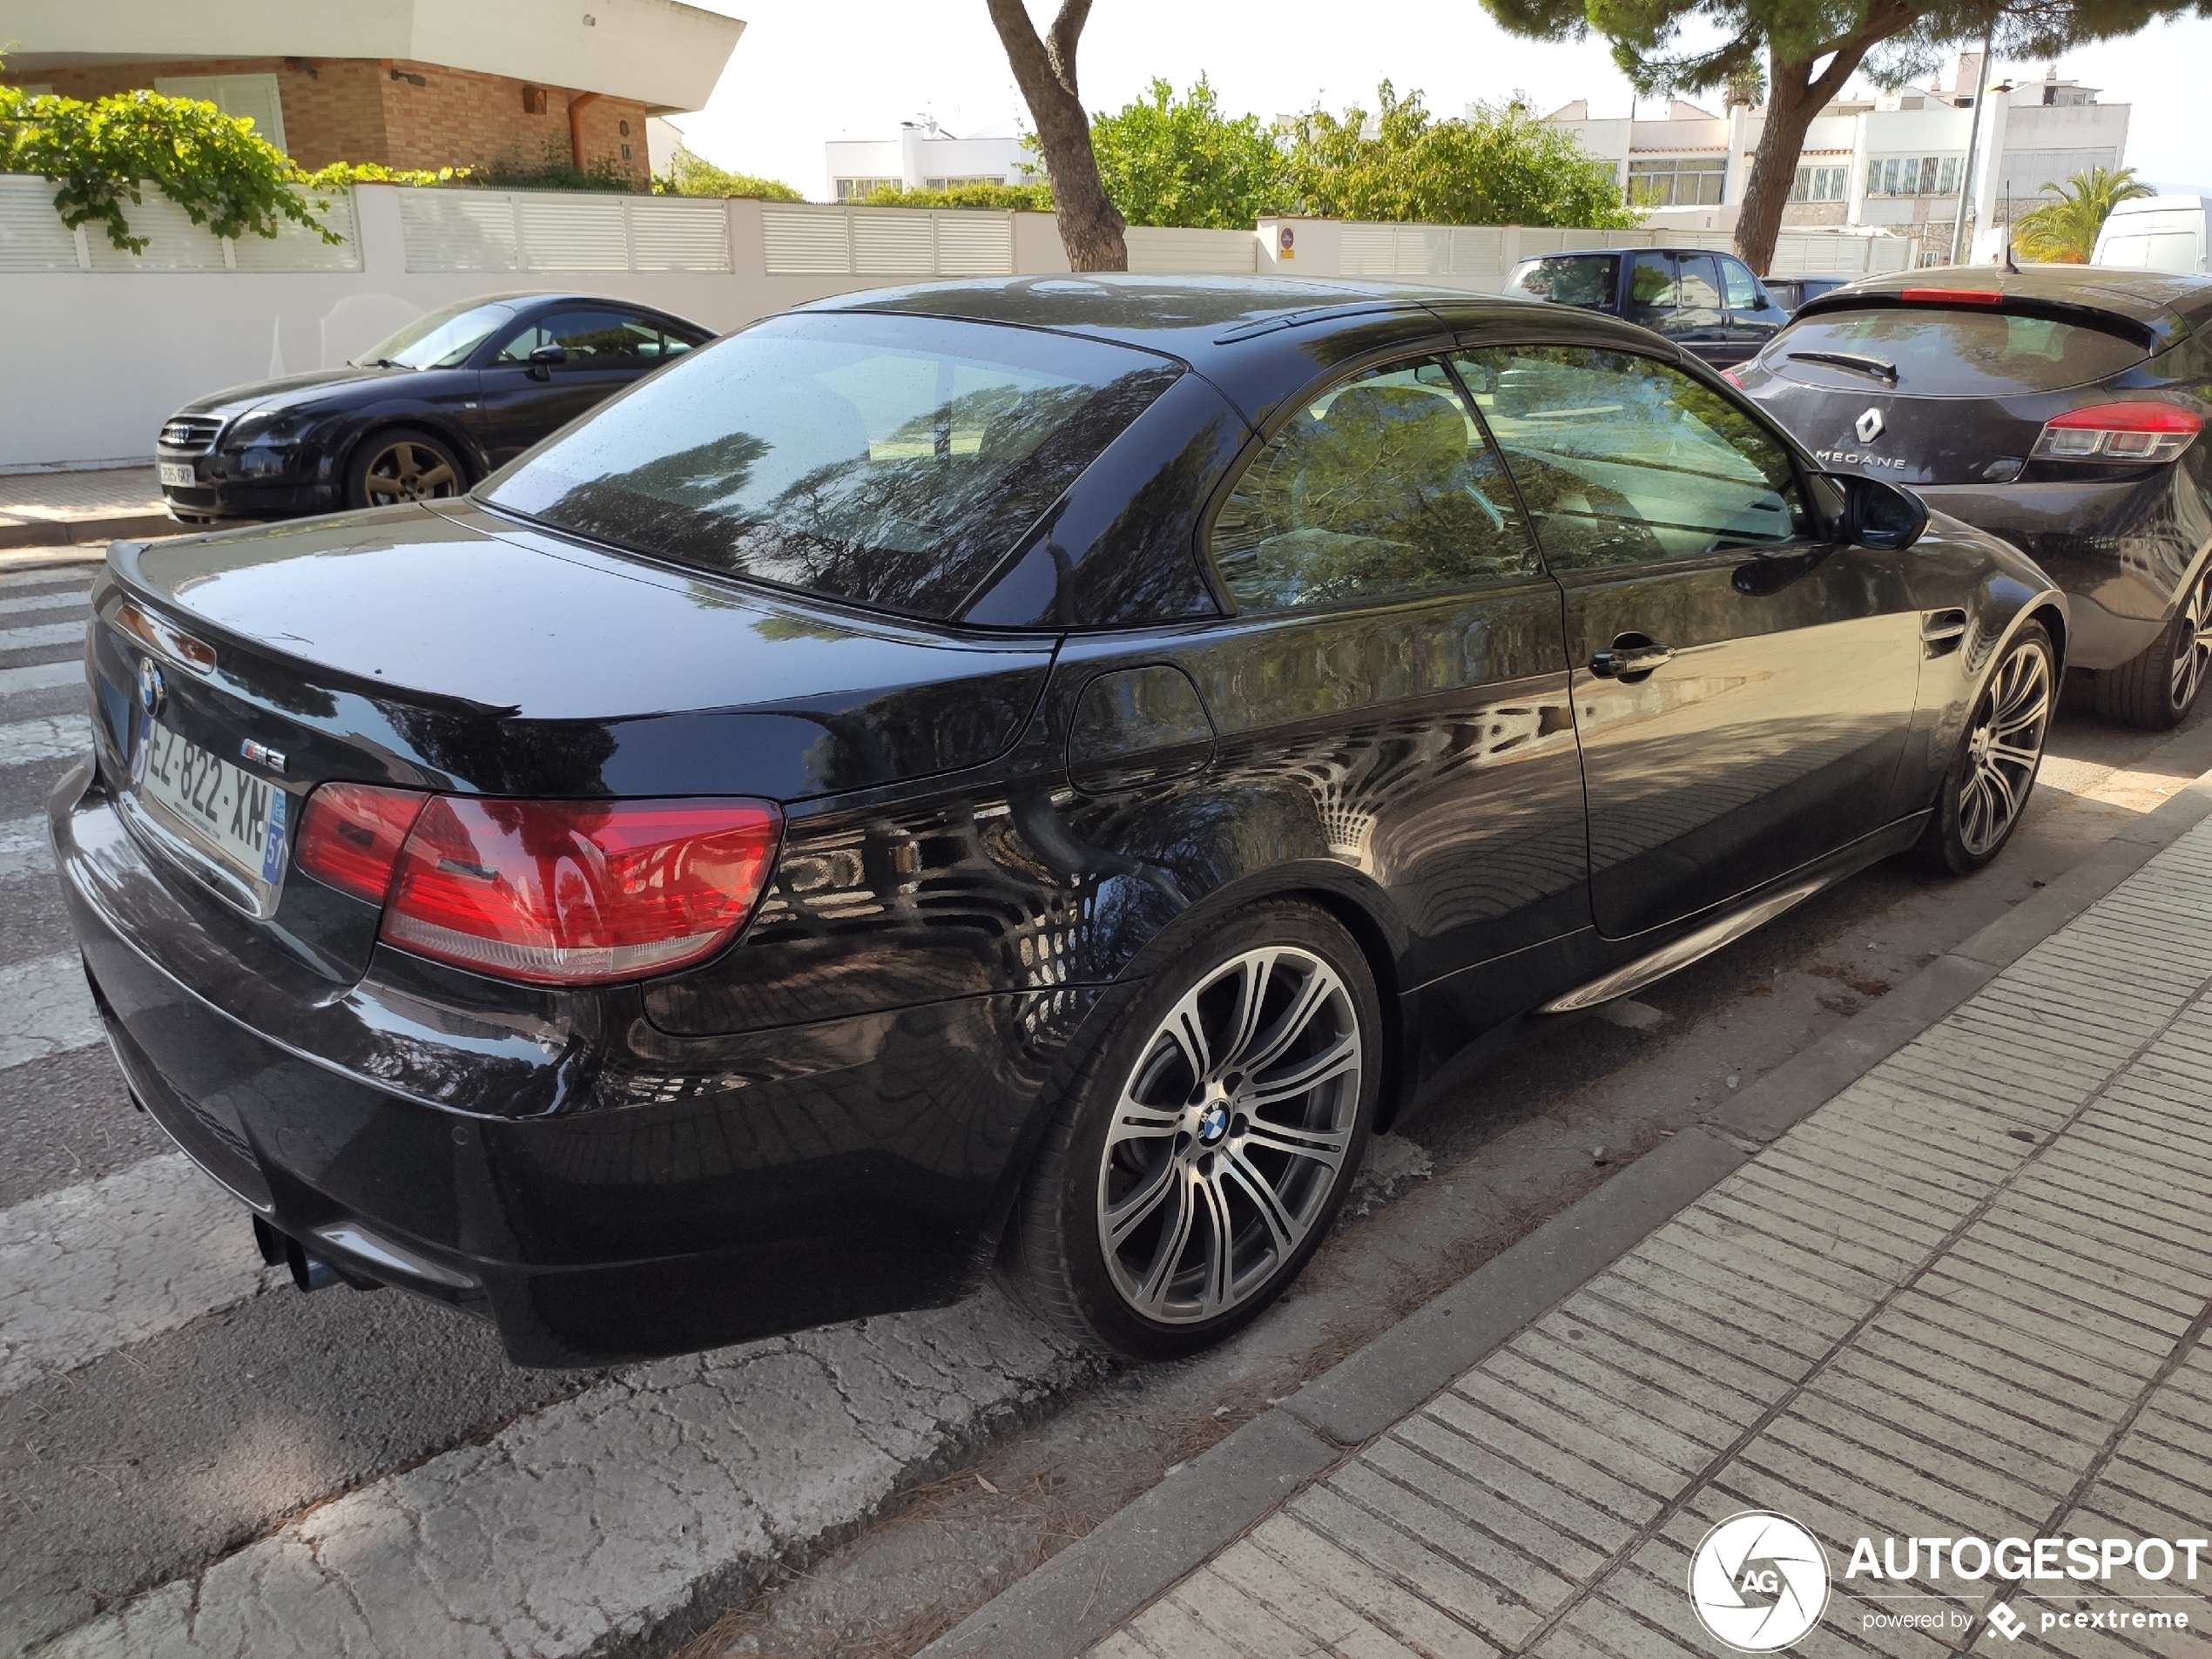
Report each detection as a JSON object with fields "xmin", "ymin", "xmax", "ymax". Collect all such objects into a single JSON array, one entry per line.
[{"xmin": 3, "ymin": 554, "xmax": 2206, "ymax": 1658}]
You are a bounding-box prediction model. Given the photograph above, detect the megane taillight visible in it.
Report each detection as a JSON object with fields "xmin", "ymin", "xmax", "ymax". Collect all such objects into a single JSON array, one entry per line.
[
  {"xmin": 2030, "ymin": 402, "xmax": 2202, "ymax": 465},
  {"xmin": 297, "ymin": 786, "xmax": 782, "ymax": 985}
]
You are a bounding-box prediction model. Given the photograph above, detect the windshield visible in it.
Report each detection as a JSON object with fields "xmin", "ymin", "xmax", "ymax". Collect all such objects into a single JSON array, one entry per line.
[
  {"xmin": 486, "ymin": 312, "xmax": 1182, "ymax": 620},
  {"xmin": 354, "ymin": 300, "xmax": 520, "ymax": 369},
  {"xmin": 1765, "ymin": 307, "xmax": 2148, "ymax": 395}
]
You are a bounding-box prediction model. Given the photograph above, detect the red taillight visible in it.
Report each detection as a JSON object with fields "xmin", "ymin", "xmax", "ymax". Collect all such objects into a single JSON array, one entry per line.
[
  {"xmin": 378, "ymin": 797, "xmax": 782, "ymax": 986},
  {"xmin": 296, "ymin": 782, "xmax": 431, "ymax": 904},
  {"xmin": 2032, "ymin": 401, "xmax": 2202, "ymax": 464},
  {"xmin": 1721, "ymin": 368, "xmax": 1744, "ymax": 387},
  {"xmin": 1899, "ymin": 287, "xmax": 2005, "ymax": 305}
]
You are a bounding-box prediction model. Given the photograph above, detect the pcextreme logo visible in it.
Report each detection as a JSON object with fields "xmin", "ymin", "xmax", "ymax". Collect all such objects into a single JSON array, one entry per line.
[{"xmin": 1688, "ymin": 1512, "xmax": 1831, "ymax": 1651}]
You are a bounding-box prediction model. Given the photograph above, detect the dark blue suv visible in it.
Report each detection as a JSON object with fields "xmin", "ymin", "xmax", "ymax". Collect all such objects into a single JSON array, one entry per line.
[{"xmin": 1505, "ymin": 247, "xmax": 1792, "ymax": 367}]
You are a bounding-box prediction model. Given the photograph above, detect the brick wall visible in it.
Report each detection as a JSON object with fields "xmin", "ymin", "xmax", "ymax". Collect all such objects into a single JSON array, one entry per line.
[
  {"xmin": 380, "ymin": 62, "xmax": 649, "ymax": 184},
  {"xmin": 1, "ymin": 58, "xmax": 649, "ymax": 182}
]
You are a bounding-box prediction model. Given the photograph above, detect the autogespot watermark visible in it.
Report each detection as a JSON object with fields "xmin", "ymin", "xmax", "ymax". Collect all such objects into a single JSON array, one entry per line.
[
  {"xmin": 1686, "ymin": 1515, "xmax": 2206, "ymax": 1649},
  {"xmin": 1849, "ymin": 1534, "xmax": 2203, "ymax": 1642}
]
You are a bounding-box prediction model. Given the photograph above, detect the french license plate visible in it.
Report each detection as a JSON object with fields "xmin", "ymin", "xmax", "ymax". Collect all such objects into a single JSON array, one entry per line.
[
  {"xmin": 158, "ymin": 462, "xmax": 196, "ymax": 489},
  {"xmin": 133, "ymin": 722, "xmax": 289, "ymax": 887}
]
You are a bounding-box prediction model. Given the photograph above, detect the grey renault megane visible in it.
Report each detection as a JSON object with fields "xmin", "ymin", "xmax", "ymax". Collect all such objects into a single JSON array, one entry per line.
[
  {"xmin": 1734, "ymin": 266, "xmax": 2212, "ymax": 728},
  {"xmin": 55, "ymin": 276, "xmax": 2063, "ymax": 1367}
]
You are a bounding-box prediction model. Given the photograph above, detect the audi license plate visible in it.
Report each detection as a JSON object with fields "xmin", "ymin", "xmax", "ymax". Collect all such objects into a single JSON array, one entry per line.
[
  {"xmin": 158, "ymin": 462, "xmax": 196, "ymax": 489},
  {"xmin": 133, "ymin": 722, "xmax": 290, "ymax": 888}
]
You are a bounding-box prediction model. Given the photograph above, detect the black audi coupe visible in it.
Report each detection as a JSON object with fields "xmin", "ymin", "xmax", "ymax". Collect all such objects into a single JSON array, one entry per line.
[
  {"xmin": 1735, "ymin": 267, "xmax": 2212, "ymax": 728},
  {"xmin": 155, "ymin": 293, "xmax": 713, "ymax": 526},
  {"xmin": 56, "ymin": 276, "xmax": 2064, "ymax": 1367}
]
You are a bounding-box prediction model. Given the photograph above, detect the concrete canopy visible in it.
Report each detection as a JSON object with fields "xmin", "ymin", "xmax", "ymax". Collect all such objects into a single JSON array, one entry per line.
[{"xmin": 3, "ymin": 0, "xmax": 745, "ymax": 114}]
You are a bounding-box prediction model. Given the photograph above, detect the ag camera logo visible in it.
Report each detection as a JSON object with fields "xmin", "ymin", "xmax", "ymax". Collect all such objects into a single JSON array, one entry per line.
[{"xmin": 1689, "ymin": 1511, "xmax": 1831, "ymax": 1651}]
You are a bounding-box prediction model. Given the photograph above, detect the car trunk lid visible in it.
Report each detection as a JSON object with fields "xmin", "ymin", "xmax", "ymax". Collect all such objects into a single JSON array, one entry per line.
[{"xmin": 85, "ymin": 501, "xmax": 1055, "ymax": 989}]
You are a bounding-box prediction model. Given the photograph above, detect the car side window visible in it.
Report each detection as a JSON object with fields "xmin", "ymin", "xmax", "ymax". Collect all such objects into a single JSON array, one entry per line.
[
  {"xmin": 1719, "ymin": 257, "xmax": 1764, "ymax": 311},
  {"xmin": 494, "ymin": 309, "xmax": 658, "ymax": 366},
  {"xmin": 1623, "ymin": 253, "xmax": 1677, "ymax": 322},
  {"xmin": 1209, "ymin": 359, "xmax": 1541, "ymax": 613},
  {"xmin": 1453, "ymin": 346, "xmax": 1811, "ymax": 571},
  {"xmin": 1676, "ymin": 253, "xmax": 1723, "ymax": 311},
  {"xmin": 1507, "ymin": 254, "xmax": 1618, "ymax": 307}
]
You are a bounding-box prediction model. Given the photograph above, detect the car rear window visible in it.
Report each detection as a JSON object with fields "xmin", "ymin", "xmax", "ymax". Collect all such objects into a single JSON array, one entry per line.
[
  {"xmin": 1766, "ymin": 307, "xmax": 2148, "ymax": 395},
  {"xmin": 1507, "ymin": 256, "xmax": 1619, "ymax": 308},
  {"xmin": 486, "ymin": 312, "xmax": 1181, "ymax": 620}
]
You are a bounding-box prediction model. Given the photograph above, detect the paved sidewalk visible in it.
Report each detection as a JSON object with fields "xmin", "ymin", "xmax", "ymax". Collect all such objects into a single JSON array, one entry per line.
[
  {"xmin": 0, "ymin": 465, "xmax": 172, "ymax": 549},
  {"xmin": 937, "ymin": 811, "xmax": 2212, "ymax": 1657}
]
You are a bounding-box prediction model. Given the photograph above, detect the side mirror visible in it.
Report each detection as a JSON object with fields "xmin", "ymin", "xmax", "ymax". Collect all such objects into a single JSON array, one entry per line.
[
  {"xmin": 1827, "ymin": 472, "xmax": 1928, "ymax": 551},
  {"xmin": 527, "ymin": 343, "xmax": 568, "ymax": 381}
]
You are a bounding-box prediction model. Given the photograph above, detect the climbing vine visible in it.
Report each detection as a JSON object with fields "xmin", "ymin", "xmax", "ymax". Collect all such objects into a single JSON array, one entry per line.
[{"xmin": 0, "ymin": 76, "xmax": 457, "ymax": 253}]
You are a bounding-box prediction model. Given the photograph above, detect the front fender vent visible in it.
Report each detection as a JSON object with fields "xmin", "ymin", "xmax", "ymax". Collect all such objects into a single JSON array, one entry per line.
[{"xmin": 1921, "ymin": 608, "xmax": 1968, "ymax": 658}]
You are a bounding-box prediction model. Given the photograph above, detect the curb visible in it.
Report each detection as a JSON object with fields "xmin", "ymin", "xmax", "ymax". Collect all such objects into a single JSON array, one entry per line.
[
  {"xmin": 0, "ymin": 545, "xmax": 118, "ymax": 581},
  {"xmin": 921, "ymin": 765, "xmax": 2212, "ymax": 1659},
  {"xmin": 0, "ymin": 511, "xmax": 172, "ymax": 552}
]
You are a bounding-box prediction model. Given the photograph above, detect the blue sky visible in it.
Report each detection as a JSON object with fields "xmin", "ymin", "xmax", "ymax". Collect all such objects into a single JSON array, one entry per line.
[{"xmin": 671, "ymin": 2, "xmax": 2211, "ymax": 201}]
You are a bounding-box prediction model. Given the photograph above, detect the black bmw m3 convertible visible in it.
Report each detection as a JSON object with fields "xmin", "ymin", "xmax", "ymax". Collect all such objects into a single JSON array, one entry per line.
[{"xmin": 55, "ymin": 276, "xmax": 2064, "ymax": 1366}]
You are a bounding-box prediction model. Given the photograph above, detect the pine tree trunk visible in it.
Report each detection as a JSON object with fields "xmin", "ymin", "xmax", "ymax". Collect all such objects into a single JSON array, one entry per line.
[
  {"xmin": 984, "ymin": 0, "xmax": 1127, "ymax": 272},
  {"xmin": 1733, "ymin": 33, "xmax": 1881, "ymax": 275},
  {"xmin": 1733, "ymin": 56, "xmax": 1820, "ymax": 276}
]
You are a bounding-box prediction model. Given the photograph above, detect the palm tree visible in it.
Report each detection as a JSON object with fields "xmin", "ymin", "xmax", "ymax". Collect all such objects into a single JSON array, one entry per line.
[{"xmin": 2013, "ymin": 165, "xmax": 2154, "ymax": 264}]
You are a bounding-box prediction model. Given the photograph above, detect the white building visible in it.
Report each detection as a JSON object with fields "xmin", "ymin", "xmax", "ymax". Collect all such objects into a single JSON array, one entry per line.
[
  {"xmin": 823, "ymin": 118, "xmax": 1038, "ymax": 202},
  {"xmin": 1539, "ymin": 54, "xmax": 2131, "ymax": 263}
]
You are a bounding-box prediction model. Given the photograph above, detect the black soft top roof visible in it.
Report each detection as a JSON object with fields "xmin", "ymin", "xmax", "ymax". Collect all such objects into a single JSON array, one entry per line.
[{"xmin": 792, "ymin": 274, "xmax": 1549, "ymax": 373}]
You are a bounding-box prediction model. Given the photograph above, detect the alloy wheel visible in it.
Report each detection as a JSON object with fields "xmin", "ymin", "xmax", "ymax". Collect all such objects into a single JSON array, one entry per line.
[
  {"xmin": 1958, "ymin": 637, "xmax": 2054, "ymax": 858},
  {"xmin": 362, "ymin": 440, "xmax": 460, "ymax": 503},
  {"xmin": 1096, "ymin": 947, "xmax": 1361, "ymax": 1325},
  {"xmin": 2170, "ymin": 567, "xmax": 2212, "ymax": 715}
]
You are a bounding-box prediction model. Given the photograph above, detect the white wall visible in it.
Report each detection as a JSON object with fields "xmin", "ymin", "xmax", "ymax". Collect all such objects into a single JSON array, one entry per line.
[
  {"xmin": 0, "ymin": 183, "xmax": 1263, "ymax": 469},
  {"xmin": 0, "ymin": 179, "xmax": 1902, "ymax": 471}
]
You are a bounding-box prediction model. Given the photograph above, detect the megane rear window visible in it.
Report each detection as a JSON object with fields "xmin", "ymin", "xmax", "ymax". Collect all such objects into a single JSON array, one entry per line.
[
  {"xmin": 1767, "ymin": 307, "xmax": 2148, "ymax": 395},
  {"xmin": 487, "ymin": 312, "xmax": 1181, "ymax": 619}
]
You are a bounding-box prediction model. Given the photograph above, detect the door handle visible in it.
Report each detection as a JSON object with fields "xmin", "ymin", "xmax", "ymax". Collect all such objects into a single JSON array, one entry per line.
[{"xmin": 1590, "ymin": 636, "xmax": 1675, "ymax": 679}]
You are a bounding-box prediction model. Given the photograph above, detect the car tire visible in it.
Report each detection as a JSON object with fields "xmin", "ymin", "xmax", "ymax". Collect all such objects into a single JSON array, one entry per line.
[
  {"xmin": 1004, "ymin": 901, "xmax": 1382, "ymax": 1362},
  {"xmin": 1914, "ymin": 621, "xmax": 2056, "ymax": 876},
  {"xmin": 2092, "ymin": 565, "xmax": 2212, "ymax": 731},
  {"xmin": 346, "ymin": 427, "xmax": 468, "ymax": 510}
]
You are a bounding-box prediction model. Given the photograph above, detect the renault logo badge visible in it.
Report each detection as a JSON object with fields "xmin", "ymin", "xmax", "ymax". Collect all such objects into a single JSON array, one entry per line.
[
  {"xmin": 136, "ymin": 658, "xmax": 166, "ymax": 718},
  {"xmin": 1855, "ymin": 408, "xmax": 1885, "ymax": 444}
]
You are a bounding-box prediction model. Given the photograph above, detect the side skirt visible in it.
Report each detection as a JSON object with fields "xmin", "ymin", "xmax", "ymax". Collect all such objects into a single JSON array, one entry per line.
[{"xmin": 1541, "ymin": 810, "xmax": 1931, "ymax": 1014}]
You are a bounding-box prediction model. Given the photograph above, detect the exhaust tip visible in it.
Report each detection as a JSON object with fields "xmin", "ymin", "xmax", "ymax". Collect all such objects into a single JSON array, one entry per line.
[
  {"xmin": 287, "ymin": 1238, "xmax": 342, "ymax": 1292},
  {"xmin": 250, "ymin": 1217, "xmax": 344, "ymax": 1292}
]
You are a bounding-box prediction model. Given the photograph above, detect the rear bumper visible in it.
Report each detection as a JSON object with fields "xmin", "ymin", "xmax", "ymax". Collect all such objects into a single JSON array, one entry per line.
[
  {"xmin": 1917, "ymin": 470, "xmax": 2211, "ymax": 671},
  {"xmin": 51, "ymin": 764, "xmax": 1062, "ymax": 1366}
]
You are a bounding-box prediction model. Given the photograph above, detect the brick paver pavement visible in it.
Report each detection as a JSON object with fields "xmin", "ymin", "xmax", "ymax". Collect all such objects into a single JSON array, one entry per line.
[{"xmin": 1096, "ymin": 819, "xmax": 2212, "ymax": 1656}]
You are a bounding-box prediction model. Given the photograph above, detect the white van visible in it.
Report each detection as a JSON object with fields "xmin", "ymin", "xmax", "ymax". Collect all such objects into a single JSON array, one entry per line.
[{"xmin": 2094, "ymin": 195, "xmax": 2211, "ymax": 274}]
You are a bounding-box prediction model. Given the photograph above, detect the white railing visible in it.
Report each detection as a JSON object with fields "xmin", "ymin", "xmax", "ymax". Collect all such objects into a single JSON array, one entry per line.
[
  {"xmin": 399, "ymin": 191, "xmax": 732, "ymax": 273},
  {"xmin": 760, "ymin": 203, "xmax": 1016, "ymax": 276},
  {"xmin": 0, "ymin": 175, "xmax": 360, "ymax": 273}
]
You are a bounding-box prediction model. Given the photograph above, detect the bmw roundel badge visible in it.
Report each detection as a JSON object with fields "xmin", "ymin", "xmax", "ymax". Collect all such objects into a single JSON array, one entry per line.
[{"xmin": 137, "ymin": 658, "xmax": 166, "ymax": 718}]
